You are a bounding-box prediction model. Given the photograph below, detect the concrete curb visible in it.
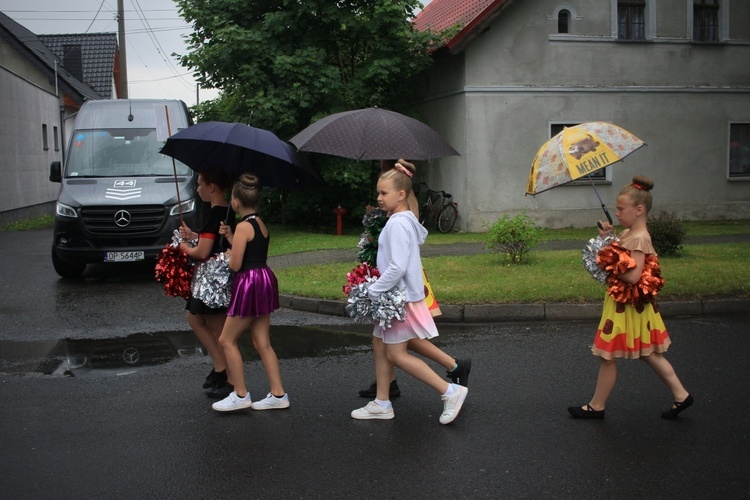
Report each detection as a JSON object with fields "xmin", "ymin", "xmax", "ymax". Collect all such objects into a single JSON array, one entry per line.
[
  {"xmin": 278, "ymin": 294, "xmax": 750, "ymax": 323},
  {"xmin": 273, "ymin": 234, "xmax": 750, "ymax": 323}
]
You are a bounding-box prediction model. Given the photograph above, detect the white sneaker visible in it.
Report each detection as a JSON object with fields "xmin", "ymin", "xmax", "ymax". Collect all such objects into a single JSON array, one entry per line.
[
  {"xmin": 251, "ymin": 393, "xmax": 290, "ymax": 410},
  {"xmin": 351, "ymin": 401, "xmax": 395, "ymax": 420},
  {"xmin": 439, "ymin": 385, "xmax": 468, "ymax": 425},
  {"xmin": 212, "ymin": 391, "xmax": 252, "ymax": 412}
]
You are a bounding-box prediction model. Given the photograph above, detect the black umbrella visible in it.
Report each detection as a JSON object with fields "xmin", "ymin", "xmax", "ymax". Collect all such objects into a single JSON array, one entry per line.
[
  {"xmin": 289, "ymin": 107, "xmax": 459, "ymax": 161},
  {"xmin": 160, "ymin": 121, "xmax": 319, "ymax": 189}
]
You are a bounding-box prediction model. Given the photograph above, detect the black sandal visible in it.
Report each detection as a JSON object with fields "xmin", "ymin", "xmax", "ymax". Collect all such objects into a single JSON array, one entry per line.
[
  {"xmin": 661, "ymin": 394, "xmax": 694, "ymax": 419},
  {"xmin": 568, "ymin": 404, "xmax": 605, "ymax": 419}
]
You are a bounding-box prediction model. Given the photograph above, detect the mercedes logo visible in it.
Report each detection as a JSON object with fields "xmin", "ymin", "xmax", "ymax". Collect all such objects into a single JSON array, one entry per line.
[
  {"xmin": 122, "ymin": 347, "xmax": 140, "ymax": 364},
  {"xmin": 114, "ymin": 209, "xmax": 132, "ymax": 227}
]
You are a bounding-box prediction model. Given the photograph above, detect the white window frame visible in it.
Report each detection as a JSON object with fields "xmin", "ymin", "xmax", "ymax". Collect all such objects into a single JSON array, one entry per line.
[
  {"xmin": 610, "ymin": 0, "xmax": 655, "ymax": 40},
  {"xmin": 548, "ymin": 4, "xmax": 582, "ymax": 35},
  {"xmin": 728, "ymin": 122, "xmax": 750, "ymax": 180},
  {"xmin": 688, "ymin": 0, "xmax": 729, "ymax": 42}
]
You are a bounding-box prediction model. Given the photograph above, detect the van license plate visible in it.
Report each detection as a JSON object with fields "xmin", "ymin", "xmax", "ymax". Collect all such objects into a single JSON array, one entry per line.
[{"xmin": 104, "ymin": 251, "xmax": 144, "ymax": 262}]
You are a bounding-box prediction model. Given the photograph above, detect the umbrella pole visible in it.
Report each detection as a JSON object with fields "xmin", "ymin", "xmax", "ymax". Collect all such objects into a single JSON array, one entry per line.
[
  {"xmin": 164, "ymin": 105, "xmax": 184, "ymax": 227},
  {"xmin": 219, "ymin": 175, "xmax": 238, "ymax": 247},
  {"xmin": 587, "ymin": 175, "xmax": 613, "ymax": 224}
]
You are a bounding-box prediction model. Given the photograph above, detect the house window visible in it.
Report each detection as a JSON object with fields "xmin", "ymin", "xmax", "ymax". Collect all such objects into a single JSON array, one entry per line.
[
  {"xmin": 729, "ymin": 124, "xmax": 750, "ymax": 178},
  {"xmin": 693, "ymin": 0, "xmax": 719, "ymax": 42},
  {"xmin": 617, "ymin": 0, "xmax": 645, "ymax": 40},
  {"xmin": 558, "ymin": 9, "xmax": 570, "ymax": 33},
  {"xmin": 42, "ymin": 124, "xmax": 49, "ymax": 150},
  {"xmin": 53, "ymin": 126, "xmax": 60, "ymax": 151},
  {"xmin": 551, "ymin": 123, "xmax": 607, "ymax": 181}
]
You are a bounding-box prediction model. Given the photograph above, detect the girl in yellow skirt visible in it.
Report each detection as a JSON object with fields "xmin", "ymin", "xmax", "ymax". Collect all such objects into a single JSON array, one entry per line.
[{"xmin": 568, "ymin": 175, "xmax": 693, "ymax": 420}]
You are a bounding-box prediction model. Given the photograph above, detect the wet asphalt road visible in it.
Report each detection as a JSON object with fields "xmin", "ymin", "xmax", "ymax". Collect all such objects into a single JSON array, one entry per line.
[{"xmin": 1, "ymin": 229, "xmax": 749, "ymax": 499}]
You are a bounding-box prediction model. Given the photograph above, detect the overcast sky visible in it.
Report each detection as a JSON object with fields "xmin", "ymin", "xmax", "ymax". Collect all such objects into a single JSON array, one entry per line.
[{"xmin": 0, "ymin": 0, "xmax": 431, "ymax": 107}]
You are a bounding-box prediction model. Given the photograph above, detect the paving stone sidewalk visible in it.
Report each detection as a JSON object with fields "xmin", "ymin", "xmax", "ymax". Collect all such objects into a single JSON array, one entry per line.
[{"xmin": 269, "ymin": 234, "xmax": 750, "ymax": 322}]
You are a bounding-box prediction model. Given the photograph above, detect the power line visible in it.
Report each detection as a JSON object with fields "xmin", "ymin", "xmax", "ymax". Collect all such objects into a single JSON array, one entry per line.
[
  {"xmin": 0, "ymin": 3, "xmax": 204, "ymax": 97},
  {"xmin": 130, "ymin": 71, "xmax": 195, "ymax": 84},
  {"xmin": 7, "ymin": 16, "xmax": 184, "ymax": 21},
  {"xmin": 84, "ymin": 0, "xmax": 107, "ymax": 34},
  {"xmin": 129, "ymin": 0, "xmax": 195, "ymax": 92},
  {"xmin": 2, "ymin": 9, "xmax": 180, "ymax": 14}
]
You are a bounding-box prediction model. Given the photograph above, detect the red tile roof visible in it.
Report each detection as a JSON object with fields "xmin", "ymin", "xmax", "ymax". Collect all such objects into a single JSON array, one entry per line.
[{"xmin": 414, "ymin": 0, "xmax": 514, "ymax": 52}]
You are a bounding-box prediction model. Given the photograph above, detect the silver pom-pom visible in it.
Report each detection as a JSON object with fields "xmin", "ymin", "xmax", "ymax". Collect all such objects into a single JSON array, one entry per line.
[
  {"xmin": 357, "ymin": 234, "xmax": 369, "ymax": 251},
  {"xmin": 191, "ymin": 253, "xmax": 233, "ymax": 308},
  {"xmin": 345, "ymin": 281, "xmax": 376, "ymax": 324},
  {"xmin": 371, "ymin": 287, "xmax": 408, "ymax": 329},
  {"xmin": 345, "ymin": 277, "xmax": 407, "ymax": 329},
  {"xmin": 171, "ymin": 229, "xmax": 197, "ymax": 248},
  {"xmin": 582, "ymin": 235, "xmax": 617, "ymax": 283}
]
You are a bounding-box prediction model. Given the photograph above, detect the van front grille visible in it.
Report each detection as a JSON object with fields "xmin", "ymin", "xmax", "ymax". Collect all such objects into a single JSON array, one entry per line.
[{"xmin": 80, "ymin": 205, "xmax": 166, "ymax": 235}]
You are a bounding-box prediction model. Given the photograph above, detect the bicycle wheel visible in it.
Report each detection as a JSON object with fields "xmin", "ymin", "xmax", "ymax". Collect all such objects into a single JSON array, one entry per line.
[
  {"xmin": 419, "ymin": 204, "xmax": 431, "ymax": 226},
  {"xmin": 437, "ymin": 203, "xmax": 458, "ymax": 233}
]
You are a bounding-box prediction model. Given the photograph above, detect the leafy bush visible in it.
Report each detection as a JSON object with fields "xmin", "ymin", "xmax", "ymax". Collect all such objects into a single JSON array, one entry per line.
[
  {"xmin": 648, "ymin": 210, "xmax": 686, "ymax": 256},
  {"xmin": 484, "ymin": 212, "xmax": 543, "ymax": 263}
]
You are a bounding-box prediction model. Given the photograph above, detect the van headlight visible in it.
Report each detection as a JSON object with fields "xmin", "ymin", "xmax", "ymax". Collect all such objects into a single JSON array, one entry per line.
[
  {"xmin": 170, "ymin": 198, "xmax": 195, "ymax": 216},
  {"xmin": 56, "ymin": 202, "xmax": 78, "ymax": 218}
]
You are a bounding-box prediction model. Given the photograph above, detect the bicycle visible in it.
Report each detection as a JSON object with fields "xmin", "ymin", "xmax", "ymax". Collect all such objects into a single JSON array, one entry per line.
[{"xmin": 417, "ymin": 182, "xmax": 458, "ymax": 233}]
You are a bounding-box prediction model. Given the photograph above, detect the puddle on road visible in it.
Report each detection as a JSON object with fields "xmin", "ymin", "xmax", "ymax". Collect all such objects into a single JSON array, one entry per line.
[{"xmin": 0, "ymin": 325, "xmax": 373, "ymax": 376}]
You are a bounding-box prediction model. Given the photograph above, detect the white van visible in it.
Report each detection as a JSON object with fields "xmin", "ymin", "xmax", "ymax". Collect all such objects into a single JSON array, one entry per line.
[{"xmin": 49, "ymin": 99, "xmax": 201, "ymax": 278}]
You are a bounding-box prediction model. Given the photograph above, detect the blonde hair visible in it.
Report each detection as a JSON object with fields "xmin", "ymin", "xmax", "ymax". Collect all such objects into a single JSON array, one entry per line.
[
  {"xmin": 232, "ymin": 173, "xmax": 261, "ymax": 209},
  {"xmin": 379, "ymin": 159, "xmax": 415, "ymax": 195},
  {"xmin": 620, "ymin": 175, "xmax": 653, "ymax": 213}
]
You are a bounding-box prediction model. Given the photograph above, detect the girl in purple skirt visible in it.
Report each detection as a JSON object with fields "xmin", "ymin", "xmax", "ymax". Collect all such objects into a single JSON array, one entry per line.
[{"xmin": 211, "ymin": 173, "xmax": 289, "ymax": 412}]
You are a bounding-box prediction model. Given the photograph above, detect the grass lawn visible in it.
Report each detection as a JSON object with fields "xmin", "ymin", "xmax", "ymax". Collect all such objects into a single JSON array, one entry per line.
[
  {"xmin": 268, "ymin": 218, "xmax": 750, "ymax": 256},
  {"xmin": 274, "ymin": 243, "xmax": 750, "ymax": 303},
  {"xmin": 273, "ymin": 219, "xmax": 750, "ymax": 304},
  {"xmin": 4, "ymin": 214, "xmax": 748, "ymax": 304}
]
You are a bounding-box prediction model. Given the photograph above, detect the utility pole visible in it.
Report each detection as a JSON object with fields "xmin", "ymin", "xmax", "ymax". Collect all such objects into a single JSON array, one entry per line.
[{"xmin": 117, "ymin": 0, "xmax": 128, "ymax": 98}]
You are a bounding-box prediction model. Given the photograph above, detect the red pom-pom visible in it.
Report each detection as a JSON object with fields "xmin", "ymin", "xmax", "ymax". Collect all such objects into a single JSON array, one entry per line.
[
  {"xmin": 154, "ymin": 244, "xmax": 194, "ymax": 298},
  {"xmin": 597, "ymin": 241, "xmax": 636, "ymax": 278},
  {"xmin": 343, "ymin": 262, "xmax": 380, "ymax": 295},
  {"xmin": 599, "ymin": 246, "xmax": 665, "ymax": 306}
]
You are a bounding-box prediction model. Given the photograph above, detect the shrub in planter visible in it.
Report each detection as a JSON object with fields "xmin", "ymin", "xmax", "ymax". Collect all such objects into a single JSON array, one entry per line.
[
  {"xmin": 647, "ymin": 210, "xmax": 686, "ymax": 256},
  {"xmin": 484, "ymin": 211, "xmax": 543, "ymax": 263}
]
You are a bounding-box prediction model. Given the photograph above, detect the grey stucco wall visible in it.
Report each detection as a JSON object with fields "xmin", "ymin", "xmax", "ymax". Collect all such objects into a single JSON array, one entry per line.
[
  {"xmin": 0, "ymin": 64, "xmax": 63, "ymax": 215},
  {"xmin": 419, "ymin": 0, "xmax": 750, "ymax": 231}
]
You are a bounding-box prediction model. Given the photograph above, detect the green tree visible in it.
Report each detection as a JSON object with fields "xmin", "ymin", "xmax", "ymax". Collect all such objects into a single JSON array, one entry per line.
[{"xmin": 175, "ymin": 0, "xmax": 447, "ymax": 228}]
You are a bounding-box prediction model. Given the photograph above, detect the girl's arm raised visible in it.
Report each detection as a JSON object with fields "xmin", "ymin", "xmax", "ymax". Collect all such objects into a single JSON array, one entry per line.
[
  {"xmin": 178, "ymin": 223, "xmax": 198, "ymax": 241},
  {"xmin": 219, "ymin": 221, "xmax": 234, "ymax": 246},
  {"xmin": 179, "ymin": 235, "xmax": 214, "ymax": 260}
]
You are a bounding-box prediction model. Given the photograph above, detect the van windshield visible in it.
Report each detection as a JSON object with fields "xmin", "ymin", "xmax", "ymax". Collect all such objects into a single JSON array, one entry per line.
[{"xmin": 65, "ymin": 128, "xmax": 191, "ymax": 177}]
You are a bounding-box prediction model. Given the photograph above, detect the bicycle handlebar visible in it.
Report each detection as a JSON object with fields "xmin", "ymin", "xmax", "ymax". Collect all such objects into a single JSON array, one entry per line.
[{"xmin": 419, "ymin": 182, "xmax": 451, "ymax": 199}]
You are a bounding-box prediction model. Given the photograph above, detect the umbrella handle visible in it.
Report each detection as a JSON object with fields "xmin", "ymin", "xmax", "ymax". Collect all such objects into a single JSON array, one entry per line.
[
  {"xmin": 165, "ymin": 105, "xmax": 184, "ymax": 227},
  {"xmin": 587, "ymin": 174, "xmax": 613, "ymax": 225},
  {"xmin": 219, "ymin": 205, "xmax": 232, "ymax": 249}
]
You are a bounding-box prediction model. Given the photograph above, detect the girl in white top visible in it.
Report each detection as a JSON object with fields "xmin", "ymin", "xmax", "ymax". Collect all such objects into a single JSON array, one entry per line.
[{"xmin": 350, "ymin": 163, "xmax": 468, "ymax": 425}]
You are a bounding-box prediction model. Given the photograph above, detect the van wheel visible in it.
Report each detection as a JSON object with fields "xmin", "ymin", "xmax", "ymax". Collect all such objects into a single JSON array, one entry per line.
[{"xmin": 52, "ymin": 247, "xmax": 86, "ymax": 279}]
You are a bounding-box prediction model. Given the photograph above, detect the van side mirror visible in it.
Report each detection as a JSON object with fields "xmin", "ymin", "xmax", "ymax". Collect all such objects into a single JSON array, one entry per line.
[{"xmin": 50, "ymin": 161, "xmax": 61, "ymax": 183}]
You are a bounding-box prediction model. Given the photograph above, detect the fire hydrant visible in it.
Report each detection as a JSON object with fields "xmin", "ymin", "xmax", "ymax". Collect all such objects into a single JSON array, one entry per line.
[{"xmin": 333, "ymin": 206, "xmax": 347, "ymax": 235}]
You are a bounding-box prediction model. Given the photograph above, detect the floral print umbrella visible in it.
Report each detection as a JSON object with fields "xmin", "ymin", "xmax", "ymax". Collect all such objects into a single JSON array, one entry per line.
[{"xmin": 526, "ymin": 122, "xmax": 645, "ymax": 222}]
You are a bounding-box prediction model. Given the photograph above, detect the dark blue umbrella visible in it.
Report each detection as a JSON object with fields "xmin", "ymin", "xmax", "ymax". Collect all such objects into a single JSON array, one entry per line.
[{"xmin": 160, "ymin": 121, "xmax": 319, "ymax": 189}]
